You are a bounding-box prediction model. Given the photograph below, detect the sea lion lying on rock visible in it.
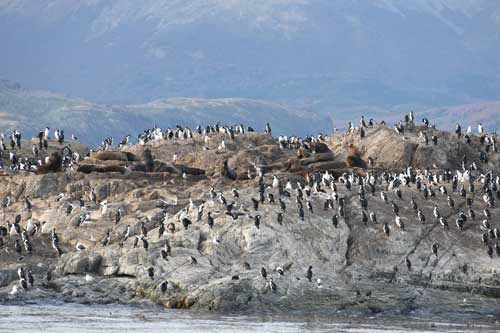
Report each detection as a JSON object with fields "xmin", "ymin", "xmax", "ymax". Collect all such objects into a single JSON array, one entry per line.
[
  {"xmin": 310, "ymin": 141, "xmax": 330, "ymax": 153},
  {"xmin": 79, "ymin": 147, "xmax": 205, "ymax": 176},
  {"xmin": 77, "ymin": 164, "xmax": 127, "ymax": 174},
  {"xmin": 36, "ymin": 152, "xmax": 63, "ymax": 174},
  {"xmin": 91, "ymin": 151, "xmax": 140, "ymax": 162},
  {"xmin": 345, "ymin": 144, "xmax": 367, "ymax": 168}
]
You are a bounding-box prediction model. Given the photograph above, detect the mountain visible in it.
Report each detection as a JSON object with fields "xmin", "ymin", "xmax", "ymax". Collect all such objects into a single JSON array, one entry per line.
[
  {"xmin": 0, "ymin": 80, "xmax": 331, "ymax": 147},
  {"xmin": 1, "ymin": 0, "xmax": 500, "ymax": 111},
  {"xmin": 2, "ymin": 79, "xmax": 500, "ymax": 149},
  {"xmin": 420, "ymin": 101, "xmax": 500, "ymax": 131},
  {"xmin": 323, "ymin": 102, "xmax": 500, "ymax": 132}
]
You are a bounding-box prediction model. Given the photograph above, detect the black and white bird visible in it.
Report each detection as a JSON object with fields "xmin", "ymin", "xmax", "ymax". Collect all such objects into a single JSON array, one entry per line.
[
  {"xmin": 482, "ymin": 219, "xmax": 491, "ymax": 230},
  {"xmin": 306, "ymin": 266, "xmax": 313, "ymax": 282},
  {"xmin": 332, "ymin": 214, "xmax": 339, "ymax": 228},
  {"xmin": 17, "ymin": 267, "xmax": 26, "ymax": 280},
  {"xmin": 19, "ymin": 278, "xmax": 28, "ymax": 290},
  {"xmin": 269, "ymin": 278, "xmax": 277, "ymax": 292},
  {"xmin": 66, "ymin": 203, "xmax": 74, "ymax": 216},
  {"xmin": 417, "ymin": 209, "xmax": 426, "ymax": 224},
  {"xmin": 405, "ymin": 258, "xmax": 412, "ymax": 271},
  {"xmin": 182, "ymin": 218, "xmax": 192, "ymax": 230},
  {"xmin": 147, "ymin": 267, "xmax": 154, "ymax": 280},
  {"xmin": 447, "ymin": 195, "xmax": 454, "ymax": 208},
  {"xmin": 395, "ymin": 188, "xmax": 402, "ymax": 200},
  {"xmin": 432, "ymin": 243, "xmax": 439, "ymax": 257},
  {"xmin": 395, "ymin": 216, "xmax": 405, "ymax": 230},
  {"xmin": 433, "ymin": 206, "xmax": 440, "ymax": 219},
  {"xmin": 25, "ymin": 197, "xmax": 32, "ymax": 210},
  {"xmin": 277, "ymin": 212, "xmax": 284, "ymax": 225},
  {"xmin": 142, "ymin": 237, "xmax": 149, "ymax": 251},
  {"xmin": 439, "ymin": 217, "xmax": 449, "ymax": 229},
  {"xmin": 254, "ymin": 215, "xmax": 261, "ymax": 229},
  {"xmin": 14, "ymin": 239, "xmax": 22, "ymax": 254},
  {"xmin": 75, "ymin": 242, "xmax": 86, "ymax": 252},
  {"xmin": 381, "ymin": 191, "xmax": 388, "ymax": 203},
  {"xmin": 189, "ymin": 256, "xmax": 198, "ymax": 264},
  {"xmin": 159, "ymin": 281, "xmax": 168, "ymax": 294},
  {"xmin": 158, "ymin": 222, "xmax": 165, "ymax": 239},
  {"xmin": 160, "ymin": 248, "xmax": 169, "ymax": 261},
  {"xmin": 24, "ymin": 239, "xmax": 32, "ymax": 255},
  {"xmin": 115, "ymin": 208, "xmax": 123, "ymax": 224},
  {"xmin": 260, "ymin": 267, "xmax": 267, "ymax": 279},
  {"xmin": 122, "ymin": 225, "xmax": 131, "ymax": 241},
  {"xmin": 27, "ymin": 270, "xmax": 34, "ymax": 287},
  {"xmin": 383, "ymin": 223, "xmax": 390, "ymax": 236},
  {"xmin": 101, "ymin": 231, "xmax": 111, "ymax": 246},
  {"xmin": 89, "ymin": 189, "xmax": 96, "ymax": 203},
  {"xmin": 207, "ymin": 212, "xmax": 214, "ymax": 229}
]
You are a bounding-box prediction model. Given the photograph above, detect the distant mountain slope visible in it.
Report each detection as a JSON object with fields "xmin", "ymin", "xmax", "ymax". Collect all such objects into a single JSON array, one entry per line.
[
  {"xmin": 2, "ymin": 80, "xmax": 499, "ymax": 150},
  {"xmin": 420, "ymin": 102, "xmax": 500, "ymax": 132},
  {"xmin": 325, "ymin": 102, "xmax": 500, "ymax": 133},
  {"xmin": 1, "ymin": 0, "xmax": 499, "ymax": 109},
  {"xmin": 0, "ymin": 80, "xmax": 331, "ymax": 147}
]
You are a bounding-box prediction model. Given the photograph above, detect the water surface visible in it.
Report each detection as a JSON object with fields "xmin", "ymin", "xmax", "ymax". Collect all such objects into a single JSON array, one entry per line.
[{"xmin": 0, "ymin": 303, "xmax": 497, "ymax": 333}]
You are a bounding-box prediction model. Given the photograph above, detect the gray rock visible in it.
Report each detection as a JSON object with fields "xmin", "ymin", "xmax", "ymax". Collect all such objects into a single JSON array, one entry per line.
[
  {"xmin": 58, "ymin": 254, "xmax": 102, "ymax": 275},
  {"xmin": 1, "ymin": 126, "xmax": 500, "ymax": 318}
]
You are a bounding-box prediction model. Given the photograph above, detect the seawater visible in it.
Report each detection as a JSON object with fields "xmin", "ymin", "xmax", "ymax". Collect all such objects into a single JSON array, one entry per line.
[{"xmin": 0, "ymin": 303, "xmax": 497, "ymax": 333}]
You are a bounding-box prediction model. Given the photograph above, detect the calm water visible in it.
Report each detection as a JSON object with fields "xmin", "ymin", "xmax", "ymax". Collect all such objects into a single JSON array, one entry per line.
[{"xmin": 0, "ymin": 303, "xmax": 497, "ymax": 333}]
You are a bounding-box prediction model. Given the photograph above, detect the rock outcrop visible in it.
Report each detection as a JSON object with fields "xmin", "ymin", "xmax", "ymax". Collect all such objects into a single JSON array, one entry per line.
[
  {"xmin": 1, "ymin": 124, "xmax": 500, "ymax": 319},
  {"xmin": 327, "ymin": 124, "xmax": 499, "ymax": 170}
]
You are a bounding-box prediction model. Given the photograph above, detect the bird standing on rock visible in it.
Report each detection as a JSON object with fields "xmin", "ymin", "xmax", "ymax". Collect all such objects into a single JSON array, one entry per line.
[
  {"xmin": 147, "ymin": 267, "xmax": 154, "ymax": 280},
  {"xmin": 395, "ymin": 216, "xmax": 405, "ymax": 230},
  {"xmin": 417, "ymin": 209, "xmax": 425, "ymax": 224},
  {"xmin": 207, "ymin": 212, "xmax": 214, "ymax": 229},
  {"xmin": 27, "ymin": 270, "xmax": 34, "ymax": 287},
  {"xmin": 14, "ymin": 239, "xmax": 22, "ymax": 254},
  {"xmin": 260, "ymin": 267, "xmax": 267, "ymax": 279},
  {"xmin": 306, "ymin": 266, "xmax": 313, "ymax": 282},
  {"xmin": 158, "ymin": 222, "xmax": 165, "ymax": 239},
  {"xmin": 115, "ymin": 208, "xmax": 123, "ymax": 224},
  {"xmin": 142, "ymin": 237, "xmax": 149, "ymax": 251},
  {"xmin": 159, "ymin": 281, "xmax": 168, "ymax": 294},
  {"xmin": 19, "ymin": 278, "xmax": 28, "ymax": 290},
  {"xmin": 383, "ymin": 223, "xmax": 390, "ymax": 236},
  {"xmin": 254, "ymin": 215, "xmax": 261, "ymax": 229},
  {"xmin": 332, "ymin": 214, "xmax": 339, "ymax": 228},
  {"xmin": 381, "ymin": 191, "xmax": 388, "ymax": 203},
  {"xmin": 189, "ymin": 256, "xmax": 198, "ymax": 265},
  {"xmin": 432, "ymin": 243, "xmax": 439, "ymax": 257},
  {"xmin": 269, "ymin": 278, "xmax": 277, "ymax": 292},
  {"xmin": 182, "ymin": 218, "xmax": 192, "ymax": 230},
  {"xmin": 76, "ymin": 242, "xmax": 86, "ymax": 252},
  {"xmin": 405, "ymin": 258, "xmax": 412, "ymax": 271},
  {"xmin": 101, "ymin": 231, "xmax": 111, "ymax": 246},
  {"xmin": 439, "ymin": 217, "xmax": 449, "ymax": 229},
  {"xmin": 277, "ymin": 212, "xmax": 283, "ymax": 225}
]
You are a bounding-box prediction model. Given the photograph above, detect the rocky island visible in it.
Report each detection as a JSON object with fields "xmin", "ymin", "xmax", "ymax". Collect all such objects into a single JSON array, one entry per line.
[{"xmin": 1, "ymin": 119, "xmax": 500, "ymax": 322}]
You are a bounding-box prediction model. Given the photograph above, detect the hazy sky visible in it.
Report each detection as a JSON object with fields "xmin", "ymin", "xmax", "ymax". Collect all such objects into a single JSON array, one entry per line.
[{"xmin": 1, "ymin": 0, "xmax": 500, "ymax": 110}]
